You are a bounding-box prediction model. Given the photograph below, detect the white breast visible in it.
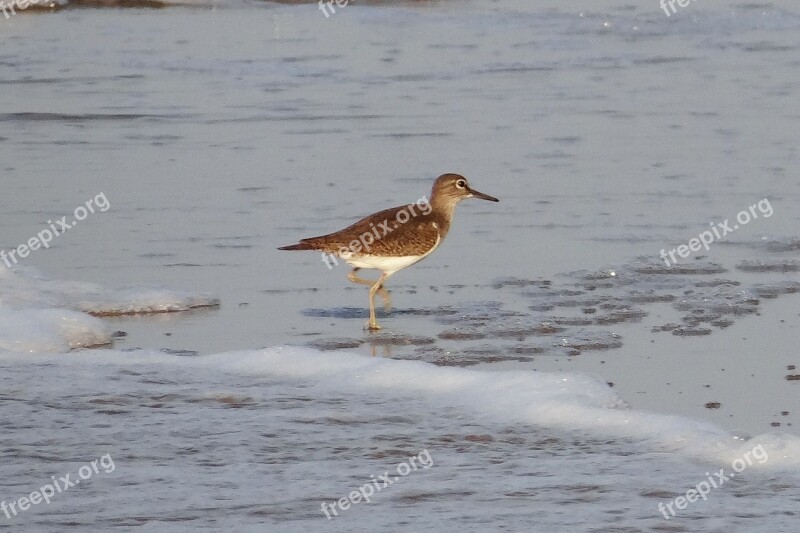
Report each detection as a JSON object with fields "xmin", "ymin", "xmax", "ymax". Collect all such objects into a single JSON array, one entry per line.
[{"xmin": 344, "ymin": 254, "xmax": 426, "ymax": 274}]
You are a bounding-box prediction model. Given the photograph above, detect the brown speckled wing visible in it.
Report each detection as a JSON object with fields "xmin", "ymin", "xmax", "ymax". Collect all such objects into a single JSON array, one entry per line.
[{"xmin": 296, "ymin": 205, "xmax": 444, "ymax": 257}]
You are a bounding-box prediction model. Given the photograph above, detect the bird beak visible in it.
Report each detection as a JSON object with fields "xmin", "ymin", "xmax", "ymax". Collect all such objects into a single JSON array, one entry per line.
[{"xmin": 467, "ymin": 187, "xmax": 499, "ymax": 202}]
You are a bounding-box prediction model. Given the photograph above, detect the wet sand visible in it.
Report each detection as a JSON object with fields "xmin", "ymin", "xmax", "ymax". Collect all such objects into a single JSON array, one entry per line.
[{"xmin": 3, "ymin": 0, "xmax": 800, "ymax": 434}]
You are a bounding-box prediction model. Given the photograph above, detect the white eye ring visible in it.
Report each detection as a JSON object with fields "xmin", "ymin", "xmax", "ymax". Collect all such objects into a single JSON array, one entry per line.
[{"xmin": 455, "ymin": 179, "xmax": 467, "ymax": 189}]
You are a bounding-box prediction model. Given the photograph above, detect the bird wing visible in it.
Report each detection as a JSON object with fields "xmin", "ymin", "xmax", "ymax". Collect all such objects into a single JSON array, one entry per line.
[{"xmin": 297, "ymin": 205, "xmax": 440, "ymax": 257}]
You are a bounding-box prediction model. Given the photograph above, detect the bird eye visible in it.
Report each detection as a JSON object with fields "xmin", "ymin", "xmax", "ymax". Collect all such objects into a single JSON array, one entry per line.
[{"xmin": 455, "ymin": 179, "xmax": 466, "ymax": 189}]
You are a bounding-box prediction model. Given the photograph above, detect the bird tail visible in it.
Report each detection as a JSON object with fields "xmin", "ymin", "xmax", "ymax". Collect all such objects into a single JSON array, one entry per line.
[{"xmin": 277, "ymin": 240, "xmax": 320, "ymax": 251}]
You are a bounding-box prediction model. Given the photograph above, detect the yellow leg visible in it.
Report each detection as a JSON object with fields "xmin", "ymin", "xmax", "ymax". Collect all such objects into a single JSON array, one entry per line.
[
  {"xmin": 367, "ymin": 272, "xmax": 390, "ymax": 330},
  {"xmin": 347, "ymin": 268, "xmax": 391, "ymax": 311},
  {"xmin": 347, "ymin": 267, "xmax": 375, "ymax": 286}
]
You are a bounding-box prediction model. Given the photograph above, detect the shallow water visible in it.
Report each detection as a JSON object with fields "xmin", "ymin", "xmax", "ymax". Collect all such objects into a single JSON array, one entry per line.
[
  {"xmin": 1, "ymin": 348, "xmax": 799, "ymax": 532},
  {"xmin": 2, "ymin": 0, "xmax": 800, "ymax": 530}
]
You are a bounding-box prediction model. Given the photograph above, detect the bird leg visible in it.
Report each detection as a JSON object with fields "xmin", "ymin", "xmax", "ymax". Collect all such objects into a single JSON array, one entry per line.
[
  {"xmin": 367, "ymin": 272, "xmax": 390, "ymax": 330},
  {"xmin": 347, "ymin": 268, "xmax": 391, "ymax": 311}
]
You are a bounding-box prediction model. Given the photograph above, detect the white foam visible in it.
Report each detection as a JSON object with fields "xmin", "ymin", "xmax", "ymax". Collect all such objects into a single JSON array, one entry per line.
[
  {"xmin": 0, "ymin": 307, "xmax": 110, "ymax": 352},
  {"xmin": 0, "ymin": 264, "xmax": 219, "ymax": 315},
  {"xmin": 22, "ymin": 345, "xmax": 798, "ymax": 470},
  {"xmin": 0, "ymin": 264, "xmax": 218, "ymax": 352},
  {"xmin": 202, "ymin": 347, "xmax": 800, "ymax": 469},
  {"xmin": 0, "ymin": 262, "xmax": 796, "ymax": 468}
]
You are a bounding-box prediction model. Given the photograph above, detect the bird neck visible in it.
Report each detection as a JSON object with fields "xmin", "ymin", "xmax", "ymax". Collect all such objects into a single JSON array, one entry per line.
[
  {"xmin": 428, "ymin": 196, "xmax": 457, "ymax": 237},
  {"xmin": 430, "ymin": 194, "xmax": 459, "ymax": 222}
]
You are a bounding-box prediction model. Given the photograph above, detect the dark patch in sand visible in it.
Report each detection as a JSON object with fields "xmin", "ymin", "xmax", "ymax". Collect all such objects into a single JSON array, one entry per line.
[
  {"xmin": 737, "ymin": 259, "xmax": 800, "ymax": 273},
  {"xmin": 303, "ymin": 245, "xmax": 800, "ymax": 367}
]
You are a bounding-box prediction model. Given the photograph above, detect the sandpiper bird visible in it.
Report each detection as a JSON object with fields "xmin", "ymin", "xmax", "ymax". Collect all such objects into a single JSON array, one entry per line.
[{"xmin": 278, "ymin": 173, "xmax": 498, "ymax": 330}]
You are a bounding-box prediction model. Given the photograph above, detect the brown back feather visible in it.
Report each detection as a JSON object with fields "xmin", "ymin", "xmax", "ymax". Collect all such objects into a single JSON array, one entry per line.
[{"xmin": 279, "ymin": 204, "xmax": 450, "ymax": 257}]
